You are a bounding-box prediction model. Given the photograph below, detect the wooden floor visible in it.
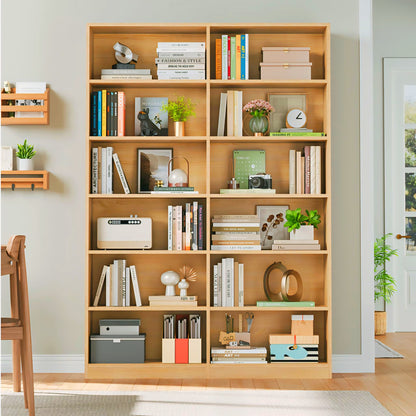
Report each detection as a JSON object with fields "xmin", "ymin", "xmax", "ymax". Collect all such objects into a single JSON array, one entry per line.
[{"xmin": 2, "ymin": 333, "xmax": 416, "ymax": 415}]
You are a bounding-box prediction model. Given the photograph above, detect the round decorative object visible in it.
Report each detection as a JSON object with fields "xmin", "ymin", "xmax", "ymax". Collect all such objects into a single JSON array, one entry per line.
[
  {"xmin": 286, "ymin": 108, "xmax": 307, "ymax": 129},
  {"xmin": 161, "ymin": 270, "xmax": 180, "ymax": 296},
  {"xmin": 249, "ymin": 115, "xmax": 269, "ymax": 136},
  {"xmin": 263, "ymin": 262, "xmax": 303, "ymax": 302},
  {"xmin": 178, "ymin": 278, "xmax": 190, "ymax": 297},
  {"xmin": 168, "ymin": 157, "xmax": 189, "ymax": 187}
]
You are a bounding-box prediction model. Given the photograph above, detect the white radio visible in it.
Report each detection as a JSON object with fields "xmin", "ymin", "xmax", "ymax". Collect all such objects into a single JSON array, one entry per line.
[{"xmin": 97, "ymin": 216, "xmax": 152, "ymax": 249}]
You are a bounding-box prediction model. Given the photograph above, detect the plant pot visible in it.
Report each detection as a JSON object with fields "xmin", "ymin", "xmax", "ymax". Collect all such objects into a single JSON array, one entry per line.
[
  {"xmin": 174, "ymin": 121, "xmax": 185, "ymax": 137},
  {"xmin": 375, "ymin": 311, "xmax": 387, "ymax": 335},
  {"xmin": 17, "ymin": 158, "xmax": 34, "ymax": 171},
  {"xmin": 249, "ymin": 115, "xmax": 269, "ymax": 136},
  {"xmin": 290, "ymin": 225, "xmax": 314, "ymax": 241}
]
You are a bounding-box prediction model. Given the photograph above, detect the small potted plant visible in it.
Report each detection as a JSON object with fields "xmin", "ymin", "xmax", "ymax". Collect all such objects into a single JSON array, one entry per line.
[
  {"xmin": 374, "ymin": 233, "xmax": 398, "ymax": 335},
  {"xmin": 243, "ymin": 99, "xmax": 274, "ymax": 136},
  {"xmin": 16, "ymin": 139, "xmax": 36, "ymax": 171},
  {"xmin": 161, "ymin": 96, "xmax": 196, "ymax": 137},
  {"xmin": 284, "ymin": 208, "xmax": 321, "ymax": 240}
]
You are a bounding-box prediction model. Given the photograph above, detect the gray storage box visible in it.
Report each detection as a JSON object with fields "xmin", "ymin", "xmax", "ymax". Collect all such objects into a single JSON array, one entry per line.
[
  {"xmin": 90, "ymin": 334, "xmax": 145, "ymax": 363},
  {"xmin": 99, "ymin": 319, "xmax": 141, "ymax": 336}
]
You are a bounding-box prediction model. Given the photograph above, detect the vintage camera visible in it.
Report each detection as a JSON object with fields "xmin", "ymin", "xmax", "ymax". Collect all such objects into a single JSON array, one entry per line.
[{"xmin": 248, "ymin": 173, "xmax": 272, "ymax": 189}]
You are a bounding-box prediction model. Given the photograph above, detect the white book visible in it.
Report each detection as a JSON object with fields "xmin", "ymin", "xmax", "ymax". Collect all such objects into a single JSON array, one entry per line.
[
  {"xmin": 213, "ymin": 264, "xmax": 219, "ymax": 307},
  {"xmin": 192, "ymin": 201, "xmax": 198, "ymax": 251},
  {"xmin": 316, "ymin": 145, "xmax": 321, "ymax": 194},
  {"xmin": 157, "ymin": 63, "xmax": 205, "ymax": 70},
  {"xmin": 106, "ymin": 147, "xmax": 113, "ymax": 194},
  {"xmin": 110, "ymin": 263, "xmax": 117, "ymax": 306},
  {"xmin": 222, "ymin": 35, "xmax": 228, "ymax": 80},
  {"xmin": 120, "ymin": 260, "xmax": 126, "ymax": 307},
  {"xmin": 157, "ymin": 42, "xmax": 205, "ymax": 50},
  {"xmin": 93, "ymin": 265, "xmax": 108, "ymax": 307},
  {"xmin": 172, "ymin": 206, "xmax": 177, "ymax": 250},
  {"xmin": 130, "ymin": 265, "xmax": 142, "ymax": 307},
  {"xmin": 15, "ymin": 82, "xmax": 46, "ymax": 118},
  {"xmin": 112, "ymin": 153, "xmax": 130, "ymax": 194},
  {"xmin": 157, "ymin": 52, "xmax": 205, "ymax": 58},
  {"xmin": 157, "ymin": 73, "xmax": 205, "ymax": 80},
  {"xmin": 227, "ymin": 91, "xmax": 234, "ymax": 136},
  {"xmin": 217, "ymin": 92, "xmax": 227, "ymax": 136},
  {"xmin": 217, "ymin": 262, "xmax": 222, "ymax": 306},
  {"xmin": 212, "ymin": 234, "xmax": 261, "ymax": 241},
  {"xmin": 212, "ymin": 222, "xmax": 260, "ymax": 227},
  {"xmin": 221, "ymin": 258, "xmax": 227, "ymax": 307},
  {"xmin": 235, "ymin": 91, "xmax": 243, "ymax": 136},
  {"xmin": 125, "ymin": 267, "xmax": 130, "ymax": 307},
  {"xmin": 211, "ymin": 245, "xmax": 262, "ymax": 251},
  {"xmin": 185, "ymin": 203, "xmax": 191, "ymax": 250},
  {"xmin": 245, "ymin": 34, "xmax": 249, "ymax": 80},
  {"xmin": 272, "ymin": 244, "xmax": 321, "ymax": 250},
  {"xmin": 296, "ymin": 151, "xmax": 302, "ymax": 194},
  {"xmin": 289, "ymin": 149, "xmax": 296, "ymax": 194},
  {"xmin": 101, "ymin": 69, "xmax": 151, "ymax": 75},
  {"xmin": 101, "ymin": 75, "xmax": 152, "ymax": 80},
  {"xmin": 168, "ymin": 205, "xmax": 173, "ymax": 250},
  {"xmin": 274, "ymin": 239, "xmax": 319, "ymax": 245},
  {"xmin": 91, "ymin": 148, "xmax": 98, "ymax": 194},
  {"xmin": 101, "ymin": 147, "xmax": 107, "ymax": 194},
  {"xmin": 105, "ymin": 266, "xmax": 111, "ymax": 307},
  {"xmin": 177, "ymin": 205, "xmax": 182, "ymax": 250},
  {"xmin": 310, "ymin": 146, "xmax": 316, "ymax": 194},
  {"xmin": 229, "ymin": 258, "xmax": 234, "ymax": 307},
  {"xmin": 238, "ymin": 263, "xmax": 244, "ymax": 307}
]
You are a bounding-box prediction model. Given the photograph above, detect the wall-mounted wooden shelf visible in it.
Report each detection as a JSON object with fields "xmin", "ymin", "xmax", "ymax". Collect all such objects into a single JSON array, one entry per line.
[
  {"xmin": 1, "ymin": 170, "xmax": 49, "ymax": 190},
  {"xmin": 1, "ymin": 88, "xmax": 49, "ymax": 125}
]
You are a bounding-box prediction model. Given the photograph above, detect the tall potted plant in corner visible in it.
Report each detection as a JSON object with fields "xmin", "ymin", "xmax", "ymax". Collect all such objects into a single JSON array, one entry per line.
[
  {"xmin": 161, "ymin": 96, "xmax": 195, "ymax": 137},
  {"xmin": 374, "ymin": 233, "xmax": 398, "ymax": 335},
  {"xmin": 16, "ymin": 139, "xmax": 36, "ymax": 171},
  {"xmin": 284, "ymin": 208, "xmax": 321, "ymax": 240}
]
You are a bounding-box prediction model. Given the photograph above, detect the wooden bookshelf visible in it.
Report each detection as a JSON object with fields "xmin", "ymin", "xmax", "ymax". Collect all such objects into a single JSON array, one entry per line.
[{"xmin": 85, "ymin": 23, "xmax": 331, "ymax": 379}]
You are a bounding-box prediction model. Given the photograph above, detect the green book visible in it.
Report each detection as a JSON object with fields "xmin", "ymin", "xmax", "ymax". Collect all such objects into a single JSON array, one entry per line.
[
  {"xmin": 230, "ymin": 37, "xmax": 236, "ymax": 80},
  {"xmin": 269, "ymin": 132, "xmax": 326, "ymax": 136},
  {"xmin": 233, "ymin": 150, "xmax": 266, "ymax": 189},
  {"xmin": 256, "ymin": 301, "xmax": 316, "ymax": 307},
  {"xmin": 153, "ymin": 187, "xmax": 194, "ymax": 191}
]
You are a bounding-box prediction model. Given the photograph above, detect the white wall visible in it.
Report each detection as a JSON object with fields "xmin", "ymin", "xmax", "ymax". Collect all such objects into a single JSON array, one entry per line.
[{"xmin": 1, "ymin": 0, "xmax": 361, "ymax": 357}]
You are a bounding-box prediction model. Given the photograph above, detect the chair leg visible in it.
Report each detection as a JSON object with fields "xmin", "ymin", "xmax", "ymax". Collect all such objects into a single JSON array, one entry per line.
[
  {"xmin": 20, "ymin": 336, "xmax": 35, "ymax": 415},
  {"xmin": 12, "ymin": 340, "xmax": 21, "ymax": 392}
]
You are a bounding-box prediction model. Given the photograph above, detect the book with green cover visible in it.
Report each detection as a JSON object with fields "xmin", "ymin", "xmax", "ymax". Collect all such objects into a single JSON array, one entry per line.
[
  {"xmin": 230, "ymin": 36, "xmax": 236, "ymax": 80},
  {"xmin": 233, "ymin": 150, "xmax": 266, "ymax": 189},
  {"xmin": 256, "ymin": 301, "xmax": 316, "ymax": 307},
  {"xmin": 269, "ymin": 132, "xmax": 326, "ymax": 136}
]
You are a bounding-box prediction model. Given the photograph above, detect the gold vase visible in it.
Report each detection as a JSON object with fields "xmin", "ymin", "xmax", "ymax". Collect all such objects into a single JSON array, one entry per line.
[{"xmin": 174, "ymin": 121, "xmax": 185, "ymax": 137}]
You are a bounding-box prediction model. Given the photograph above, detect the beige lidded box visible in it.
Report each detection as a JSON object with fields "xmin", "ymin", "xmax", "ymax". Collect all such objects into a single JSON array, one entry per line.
[
  {"xmin": 262, "ymin": 47, "xmax": 310, "ymax": 63},
  {"xmin": 260, "ymin": 62, "xmax": 312, "ymax": 80}
]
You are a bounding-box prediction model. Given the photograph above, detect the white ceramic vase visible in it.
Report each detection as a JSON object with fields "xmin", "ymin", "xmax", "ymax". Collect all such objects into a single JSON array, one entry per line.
[
  {"xmin": 161, "ymin": 270, "xmax": 180, "ymax": 296},
  {"xmin": 290, "ymin": 225, "xmax": 314, "ymax": 241},
  {"xmin": 178, "ymin": 278, "xmax": 189, "ymax": 297},
  {"xmin": 17, "ymin": 158, "xmax": 34, "ymax": 171}
]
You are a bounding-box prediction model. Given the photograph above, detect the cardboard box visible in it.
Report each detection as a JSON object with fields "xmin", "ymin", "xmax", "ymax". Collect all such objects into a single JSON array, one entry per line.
[
  {"xmin": 260, "ymin": 62, "xmax": 312, "ymax": 80},
  {"xmin": 269, "ymin": 334, "xmax": 319, "ymax": 345},
  {"xmin": 262, "ymin": 47, "xmax": 310, "ymax": 63},
  {"xmin": 291, "ymin": 315, "xmax": 314, "ymax": 336}
]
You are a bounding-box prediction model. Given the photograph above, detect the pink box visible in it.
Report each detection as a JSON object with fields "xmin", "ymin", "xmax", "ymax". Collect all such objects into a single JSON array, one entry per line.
[
  {"xmin": 262, "ymin": 47, "xmax": 310, "ymax": 63},
  {"xmin": 260, "ymin": 62, "xmax": 312, "ymax": 80}
]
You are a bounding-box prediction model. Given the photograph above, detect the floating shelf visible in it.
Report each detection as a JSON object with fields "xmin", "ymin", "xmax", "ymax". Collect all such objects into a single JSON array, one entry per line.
[
  {"xmin": 1, "ymin": 88, "xmax": 50, "ymax": 125},
  {"xmin": 1, "ymin": 170, "xmax": 49, "ymax": 190}
]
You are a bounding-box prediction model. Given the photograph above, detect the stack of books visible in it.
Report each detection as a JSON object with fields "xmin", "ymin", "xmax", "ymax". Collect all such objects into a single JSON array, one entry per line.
[
  {"xmin": 92, "ymin": 261, "xmax": 141, "ymax": 307},
  {"xmin": 270, "ymin": 130, "xmax": 325, "ymax": 136},
  {"xmin": 215, "ymin": 34, "xmax": 249, "ymax": 80},
  {"xmin": 289, "ymin": 145, "xmax": 322, "ymax": 194},
  {"xmin": 90, "ymin": 90, "xmax": 126, "ymax": 136},
  {"xmin": 15, "ymin": 82, "xmax": 46, "ymax": 118},
  {"xmin": 156, "ymin": 42, "xmax": 206, "ymax": 80},
  {"xmin": 100, "ymin": 68, "xmax": 152, "ymax": 80},
  {"xmin": 211, "ymin": 347, "xmax": 267, "ymax": 364},
  {"xmin": 217, "ymin": 90, "xmax": 243, "ymax": 136},
  {"xmin": 211, "ymin": 215, "xmax": 261, "ymax": 251},
  {"xmin": 212, "ymin": 258, "xmax": 244, "ymax": 307},
  {"xmin": 272, "ymin": 239, "xmax": 321, "ymax": 251},
  {"xmin": 149, "ymin": 295, "xmax": 198, "ymax": 307},
  {"xmin": 91, "ymin": 147, "xmax": 131, "ymax": 194},
  {"xmin": 168, "ymin": 202, "xmax": 205, "ymax": 251}
]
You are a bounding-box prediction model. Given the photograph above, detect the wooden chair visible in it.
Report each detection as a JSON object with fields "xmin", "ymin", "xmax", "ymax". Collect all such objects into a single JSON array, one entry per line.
[{"xmin": 1, "ymin": 235, "xmax": 35, "ymax": 416}]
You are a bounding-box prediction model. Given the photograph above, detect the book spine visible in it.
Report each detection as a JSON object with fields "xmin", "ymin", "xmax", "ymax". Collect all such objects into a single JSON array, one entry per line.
[
  {"xmin": 233, "ymin": 91, "xmax": 238, "ymax": 139},
  {"xmin": 221, "ymin": 35, "xmax": 228, "ymax": 80},
  {"xmin": 233, "ymin": 261, "xmax": 238, "ymax": 307},
  {"xmin": 101, "ymin": 89, "xmax": 107, "ymax": 137},
  {"xmin": 105, "ymin": 266, "xmax": 111, "ymax": 306},
  {"xmin": 310, "ymin": 146, "xmax": 316, "ymax": 194},
  {"xmin": 109, "ymin": 91, "xmax": 114, "ymax": 136},
  {"xmin": 296, "ymin": 151, "xmax": 302, "ymax": 194},
  {"xmin": 106, "ymin": 147, "xmax": 113, "ymax": 194},
  {"xmin": 155, "ymin": 57, "xmax": 205, "ymax": 63},
  {"xmin": 238, "ymin": 263, "xmax": 244, "ymax": 307},
  {"xmin": 157, "ymin": 63, "xmax": 205, "ymax": 69},
  {"xmin": 168, "ymin": 205, "xmax": 173, "ymax": 250},
  {"xmin": 217, "ymin": 92, "xmax": 227, "ymax": 136},
  {"xmin": 212, "ymin": 226, "xmax": 259, "ymax": 232},
  {"xmin": 114, "ymin": 91, "xmax": 118, "ymax": 136},
  {"xmin": 101, "ymin": 147, "xmax": 107, "ymax": 194},
  {"xmin": 198, "ymin": 204, "xmax": 204, "ymax": 250},
  {"xmin": 304, "ymin": 146, "xmax": 311, "ymax": 194},
  {"xmin": 227, "ymin": 36, "xmax": 231, "ymax": 80},
  {"xmin": 221, "ymin": 259, "xmax": 227, "ymax": 306},
  {"xmin": 289, "ymin": 149, "xmax": 296, "ymax": 194},
  {"xmin": 245, "ymin": 34, "xmax": 249, "ymax": 80},
  {"xmin": 236, "ymin": 35, "xmax": 241, "ymax": 80},
  {"xmin": 172, "ymin": 206, "xmax": 177, "ymax": 250},
  {"xmin": 112, "ymin": 153, "xmax": 130, "ymax": 194},
  {"xmin": 210, "ymin": 245, "xmax": 261, "ymax": 251},
  {"xmin": 176, "ymin": 205, "xmax": 182, "ymax": 250},
  {"xmin": 91, "ymin": 92, "xmax": 98, "ymax": 136},
  {"xmin": 217, "ymin": 262, "xmax": 222, "ymax": 306},
  {"xmin": 111, "ymin": 261, "xmax": 118, "ymax": 307},
  {"xmin": 213, "ymin": 264, "xmax": 218, "ymax": 307},
  {"xmin": 240, "ymin": 34, "xmax": 246, "ymax": 80},
  {"xmin": 230, "ymin": 36, "xmax": 236, "ymax": 80},
  {"xmin": 301, "ymin": 156, "xmax": 305, "ymax": 194},
  {"xmin": 97, "ymin": 91, "xmax": 102, "ymax": 136},
  {"xmin": 122, "ymin": 263, "xmax": 126, "ymax": 307},
  {"xmin": 106, "ymin": 91, "xmax": 110, "ymax": 136},
  {"xmin": 316, "ymin": 145, "xmax": 321, "ymax": 194},
  {"xmin": 272, "ymin": 244, "xmax": 320, "ymax": 250},
  {"xmin": 125, "ymin": 266, "xmax": 130, "ymax": 307},
  {"xmin": 157, "ymin": 41, "xmax": 205, "ymax": 49},
  {"xmin": 130, "ymin": 266, "xmax": 142, "ymax": 307},
  {"xmin": 185, "ymin": 203, "xmax": 191, "ymax": 251},
  {"xmin": 215, "ymin": 38, "xmax": 222, "ymax": 79},
  {"xmin": 227, "ymin": 258, "xmax": 234, "ymax": 307},
  {"xmin": 91, "ymin": 148, "xmax": 98, "ymax": 194},
  {"xmin": 227, "ymin": 91, "xmax": 234, "ymax": 136},
  {"xmin": 93, "ymin": 265, "xmax": 108, "ymax": 307},
  {"xmin": 192, "ymin": 201, "xmax": 198, "ymax": 251},
  {"xmin": 157, "ymin": 51, "xmax": 205, "ymax": 58}
]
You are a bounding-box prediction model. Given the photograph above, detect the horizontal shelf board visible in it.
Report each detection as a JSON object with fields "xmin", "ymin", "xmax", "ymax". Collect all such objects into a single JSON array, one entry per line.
[
  {"xmin": 90, "ymin": 79, "xmax": 207, "ymax": 88},
  {"xmin": 209, "ymin": 79, "xmax": 327, "ymax": 88},
  {"xmin": 210, "ymin": 306, "xmax": 328, "ymax": 311},
  {"xmin": 1, "ymin": 117, "xmax": 48, "ymax": 125},
  {"xmin": 88, "ymin": 250, "xmax": 207, "ymax": 255},
  {"xmin": 209, "ymin": 23, "xmax": 329, "ymax": 34},
  {"xmin": 210, "ymin": 250, "xmax": 328, "ymax": 255},
  {"xmin": 89, "ymin": 194, "xmax": 327, "ymax": 199},
  {"xmin": 211, "ymin": 136, "xmax": 328, "ymax": 143},
  {"xmin": 210, "ymin": 194, "xmax": 328, "ymax": 199},
  {"xmin": 88, "ymin": 361, "xmax": 208, "ymax": 368},
  {"xmin": 89, "ymin": 136, "xmax": 207, "ymax": 143},
  {"xmin": 88, "ymin": 306, "xmax": 207, "ymax": 312},
  {"xmin": 89, "ymin": 194, "xmax": 208, "ymax": 199},
  {"xmin": 89, "ymin": 23, "xmax": 208, "ymax": 35}
]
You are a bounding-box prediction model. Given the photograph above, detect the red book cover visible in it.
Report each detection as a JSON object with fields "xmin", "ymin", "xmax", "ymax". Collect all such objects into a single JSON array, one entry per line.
[
  {"xmin": 304, "ymin": 146, "xmax": 311, "ymax": 194},
  {"xmin": 117, "ymin": 92, "xmax": 126, "ymax": 137},
  {"xmin": 227, "ymin": 36, "xmax": 231, "ymax": 80},
  {"xmin": 175, "ymin": 338, "xmax": 189, "ymax": 364}
]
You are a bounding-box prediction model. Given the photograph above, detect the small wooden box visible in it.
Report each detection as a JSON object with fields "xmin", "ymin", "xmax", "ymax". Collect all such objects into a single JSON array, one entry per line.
[
  {"xmin": 262, "ymin": 47, "xmax": 310, "ymax": 63},
  {"xmin": 291, "ymin": 315, "xmax": 314, "ymax": 336},
  {"xmin": 260, "ymin": 63, "xmax": 312, "ymax": 80}
]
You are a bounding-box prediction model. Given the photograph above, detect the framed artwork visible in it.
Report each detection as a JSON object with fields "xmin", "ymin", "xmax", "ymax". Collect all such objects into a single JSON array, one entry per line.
[
  {"xmin": 137, "ymin": 148, "xmax": 172, "ymax": 192},
  {"xmin": 256, "ymin": 205, "xmax": 289, "ymax": 250},
  {"xmin": 267, "ymin": 93, "xmax": 307, "ymax": 133},
  {"xmin": 1, "ymin": 146, "xmax": 13, "ymax": 171}
]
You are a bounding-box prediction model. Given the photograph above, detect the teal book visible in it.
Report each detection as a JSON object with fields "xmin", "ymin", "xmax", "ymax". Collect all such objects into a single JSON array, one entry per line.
[
  {"xmin": 230, "ymin": 37, "xmax": 236, "ymax": 80},
  {"xmin": 240, "ymin": 35, "xmax": 246, "ymax": 80},
  {"xmin": 233, "ymin": 150, "xmax": 266, "ymax": 189},
  {"xmin": 270, "ymin": 132, "xmax": 326, "ymax": 137},
  {"xmin": 256, "ymin": 301, "xmax": 316, "ymax": 307}
]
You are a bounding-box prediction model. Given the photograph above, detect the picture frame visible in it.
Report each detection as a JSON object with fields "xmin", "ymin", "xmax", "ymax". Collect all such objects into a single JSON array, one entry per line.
[
  {"xmin": 1, "ymin": 146, "xmax": 13, "ymax": 171},
  {"xmin": 137, "ymin": 148, "xmax": 173, "ymax": 192},
  {"xmin": 267, "ymin": 93, "xmax": 307, "ymax": 133},
  {"xmin": 256, "ymin": 205, "xmax": 289, "ymax": 250}
]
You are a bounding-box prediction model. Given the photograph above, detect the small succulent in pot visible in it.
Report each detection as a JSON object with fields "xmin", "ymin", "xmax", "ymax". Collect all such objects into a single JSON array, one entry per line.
[{"xmin": 16, "ymin": 139, "xmax": 36, "ymax": 170}]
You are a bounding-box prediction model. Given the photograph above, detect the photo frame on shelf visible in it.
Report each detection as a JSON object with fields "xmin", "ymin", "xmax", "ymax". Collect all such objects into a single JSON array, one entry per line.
[
  {"xmin": 267, "ymin": 93, "xmax": 307, "ymax": 133},
  {"xmin": 1, "ymin": 146, "xmax": 13, "ymax": 171},
  {"xmin": 256, "ymin": 205, "xmax": 289, "ymax": 250},
  {"xmin": 137, "ymin": 148, "xmax": 173, "ymax": 192}
]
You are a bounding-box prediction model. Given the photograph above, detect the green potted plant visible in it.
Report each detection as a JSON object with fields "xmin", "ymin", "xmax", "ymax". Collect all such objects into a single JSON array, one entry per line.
[
  {"xmin": 16, "ymin": 139, "xmax": 36, "ymax": 171},
  {"xmin": 374, "ymin": 233, "xmax": 398, "ymax": 335},
  {"xmin": 161, "ymin": 96, "xmax": 196, "ymax": 137},
  {"xmin": 284, "ymin": 208, "xmax": 321, "ymax": 240}
]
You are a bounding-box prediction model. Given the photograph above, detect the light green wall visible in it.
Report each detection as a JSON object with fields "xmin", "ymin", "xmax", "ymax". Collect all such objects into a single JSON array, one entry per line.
[{"xmin": 1, "ymin": 0, "xmax": 361, "ymax": 356}]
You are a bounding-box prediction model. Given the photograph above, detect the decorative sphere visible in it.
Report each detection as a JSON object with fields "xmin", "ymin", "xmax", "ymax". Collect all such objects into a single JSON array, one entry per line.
[
  {"xmin": 168, "ymin": 169, "xmax": 188, "ymax": 187},
  {"xmin": 161, "ymin": 270, "xmax": 180, "ymax": 286}
]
